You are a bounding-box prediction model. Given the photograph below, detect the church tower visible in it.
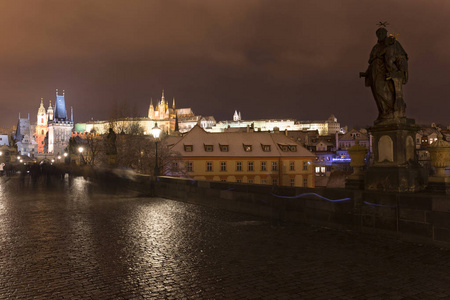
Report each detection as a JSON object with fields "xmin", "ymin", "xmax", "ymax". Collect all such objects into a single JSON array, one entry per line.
[
  {"xmin": 47, "ymin": 89, "xmax": 73, "ymax": 154},
  {"xmin": 148, "ymin": 98, "xmax": 154, "ymax": 119},
  {"xmin": 35, "ymin": 98, "xmax": 48, "ymax": 153},
  {"xmin": 47, "ymin": 100, "xmax": 54, "ymax": 121}
]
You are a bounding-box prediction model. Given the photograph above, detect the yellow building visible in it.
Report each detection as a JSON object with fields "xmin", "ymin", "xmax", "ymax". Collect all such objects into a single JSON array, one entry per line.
[{"xmin": 170, "ymin": 126, "xmax": 316, "ymax": 187}]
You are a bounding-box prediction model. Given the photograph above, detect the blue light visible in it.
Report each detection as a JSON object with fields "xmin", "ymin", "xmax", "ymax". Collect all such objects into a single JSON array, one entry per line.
[
  {"xmin": 271, "ymin": 192, "xmax": 351, "ymax": 202},
  {"xmin": 332, "ymin": 158, "xmax": 351, "ymax": 162}
]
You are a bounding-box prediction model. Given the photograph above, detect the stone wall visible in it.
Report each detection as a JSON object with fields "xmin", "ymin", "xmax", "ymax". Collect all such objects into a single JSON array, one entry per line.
[{"xmin": 134, "ymin": 176, "xmax": 450, "ymax": 245}]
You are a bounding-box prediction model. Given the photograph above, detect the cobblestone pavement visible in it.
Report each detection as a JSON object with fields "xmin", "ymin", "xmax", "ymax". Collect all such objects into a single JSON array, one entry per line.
[{"xmin": 0, "ymin": 176, "xmax": 450, "ymax": 299}]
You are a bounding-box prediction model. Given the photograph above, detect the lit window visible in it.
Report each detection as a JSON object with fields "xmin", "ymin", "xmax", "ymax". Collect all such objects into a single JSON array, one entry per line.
[
  {"xmin": 290, "ymin": 162, "xmax": 295, "ymax": 171},
  {"xmin": 248, "ymin": 161, "xmax": 254, "ymax": 171},
  {"xmin": 206, "ymin": 162, "xmax": 213, "ymax": 172},
  {"xmin": 261, "ymin": 161, "xmax": 267, "ymax": 171},
  {"xmin": 220, "ymin": 161, "xmax": 227, "ymax": 171},
  {"xmin": 236, "ymin": 161, "xmax": 242, "ymax": 171},
  {"xmin": 272, "ymin": 161, "xmax": 278, "ymax": 171},
  {"xmin": 243, "ymin": 144, "xmax": 252, "ymax": 152}
]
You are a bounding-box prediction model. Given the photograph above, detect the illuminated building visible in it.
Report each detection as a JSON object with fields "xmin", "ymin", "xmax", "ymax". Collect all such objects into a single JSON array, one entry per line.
[
  {"xmin": 207, "ymin": 112, "xmax": 342, "ymax": 136},
  {"xmin": 170, "ymin": 125, "xmax": 316, "ymax": 187},
  {"xmin": 74, "ymin": 90, "xmax": 216, "ymax": 135},
  {"xmin": 47, "ymin": 89, "xmax": 74, "ymax": 155},
  {"xmin": 15, "ymin": 114, "xmax": 38, "ymax": 156},
  {"xmin": 35, "ymin": 98, "xmax": 48, "ymax": 153}
]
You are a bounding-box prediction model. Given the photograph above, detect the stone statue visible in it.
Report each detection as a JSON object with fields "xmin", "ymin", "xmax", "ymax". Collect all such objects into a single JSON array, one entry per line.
[
  {"xmin": 105, "ymin": 128, "xmax": 117, "ymax": 155},
  {"xmin": 360, "ymin": 27, "xmax": 408, "ymax": 122}
]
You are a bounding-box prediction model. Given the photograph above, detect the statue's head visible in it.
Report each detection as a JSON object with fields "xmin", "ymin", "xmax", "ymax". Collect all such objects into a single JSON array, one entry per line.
[{"xmin": 376, "ymin": 27, "xmax": 388, "ymax": 42}]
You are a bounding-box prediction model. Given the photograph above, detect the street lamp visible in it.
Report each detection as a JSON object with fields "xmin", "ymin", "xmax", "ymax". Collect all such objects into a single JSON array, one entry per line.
[
  {"xmin": 78, "ymin": 147, "xmax": 84, "ymax": 165},
  {"xmin": 151, "ymin": 123, "xmax": 162, "ymax": 177}
]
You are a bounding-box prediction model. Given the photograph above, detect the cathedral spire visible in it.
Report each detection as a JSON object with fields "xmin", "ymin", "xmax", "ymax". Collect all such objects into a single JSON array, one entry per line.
[
  {"xmin": 172, "ymin": 97, "xmax": 176, "ymax": 109},
  {"xmin": 148, "ymin": 98, "xmax": 155, "ymax": 119}
]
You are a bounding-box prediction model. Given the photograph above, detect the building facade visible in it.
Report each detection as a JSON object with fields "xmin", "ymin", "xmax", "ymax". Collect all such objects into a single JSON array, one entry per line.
[{"xmin": 170, "ymin": 125, "xmax": 316, "ymax": 187}]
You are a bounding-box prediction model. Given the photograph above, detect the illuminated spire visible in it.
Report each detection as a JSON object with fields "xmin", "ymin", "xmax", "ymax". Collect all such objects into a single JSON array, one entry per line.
[
  {"xmin": 172, "ymin": 97, "xmax": 176, "ymax": 109},
  {"xmin": 148, "ymin": 98, "xmax": 155, "ymax": 119}
]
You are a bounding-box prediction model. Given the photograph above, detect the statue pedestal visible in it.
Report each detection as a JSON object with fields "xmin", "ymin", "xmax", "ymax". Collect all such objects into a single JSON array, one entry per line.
[{"xmin": 365, "ymin": 118, "xmax": 428, "ymax": 192}]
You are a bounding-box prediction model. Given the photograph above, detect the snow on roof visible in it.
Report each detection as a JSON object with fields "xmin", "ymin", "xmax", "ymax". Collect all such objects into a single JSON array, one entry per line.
[{"xmin": 170, "ymin": 125, "xmax": 315, "ymax": 157}]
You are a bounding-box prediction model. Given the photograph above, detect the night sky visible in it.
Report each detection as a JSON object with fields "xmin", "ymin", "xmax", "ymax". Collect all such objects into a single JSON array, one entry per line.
[{"xmin": 0, "ymin": 1, "xmax": 449, "ymax": 129}]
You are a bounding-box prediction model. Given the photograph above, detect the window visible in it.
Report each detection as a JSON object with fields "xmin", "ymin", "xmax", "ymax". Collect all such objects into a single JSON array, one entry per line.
[
  {"xmin": 326, "ymin": 156, "xmax": 330, "ymax": 161},
  {"xmin": 262, "ymin": 179, "xmax": 267, "ymax": 184},
  {"xmin": 279, "ymin": 144, "xmax": 289, "ymax": 152},
  {"xmin": 289, "ymin": 145, "xmax": 297, "ymax": 152},
  {"xmin": 303, "ymin": 161, "xmax": 308, "ymax": 171},
  {"xmin": 220, "ymin": 144, "xmax": 229, "ymax": 152},
  {"xmin": 261, "ymin": 161, "xmax": 267, "ymax": 171},
  {"xmin": 272, "ymin": 161, "xmax": 278, "ymax": 171},
  {"xmin": 243, "ymin": 144, "xmax": 252, "ymax": 152},
  {"xmin": 236, "ymin": 161, "xmax": 242, "ymax": 171},
  {"xmin": 315, "ymin": 166, "xmax": 320, "ymax": 173},
  {"xmin": 206, "ymin": 162, "xmax": 213, "ymax": 172},
  {"xmin": 290, "ymin": 178, "xmax": 295, "ymax": 187},
  {"xmin": 41, "ymin": 130, "xmax": 44, "ymax": 135},
  {"xmin": 261, "ymin": 144, "xmax": 271, "ymax": 152},
  {"xmin": 204, "ymin": 144, "xmax": 214, "ymax": 152},
  {"xmin": 187, "ymin": 162, "xmax": 193, "ymax": 172},
  {"xmin": 221, "ymin": 179, "xmax": 227, "ymax": 182},
  {"xmin": 236, "ymin": 179, "xmax": 242, "ymax": 183},
  {"xmin": 220, "ymin": 161, "xmax": 227, "ymax": 171},
  {"xmin": 289, "ymin": 162, "xmax": 295, "ymax": 171},
  {"xmin": 272, "ymin": 178, "xmax": 278, "ymax": 185},
  {"xmin": 184, "ymin": 145, "xmax": 193, "ymax": 152},
  {"xmin": 303, "ymin": 178, "xmax": 308, "ymax": 187},
  {"xmin": 173, "ymin": 162, "xmax": 178, "ymax": 169},
  {"xmin": 248, "ymin": 179, "xmax": 254, "ymax": 184},
  {"xmin": 248, "ymin": 161, "xmax": 254, "ymax": 171}
]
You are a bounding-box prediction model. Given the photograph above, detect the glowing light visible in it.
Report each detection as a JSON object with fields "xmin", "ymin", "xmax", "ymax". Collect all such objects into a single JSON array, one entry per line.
[
  {"xmin": 271, "ymin": 192, "xmax": 351, "ymax": 202},
  {"xmin": 78, "ymin": 147, "xmax": 84, "ymax": 153},
  {"xmin": 332, "ymin": 158, "xmax": 351, "ymax": 162}
]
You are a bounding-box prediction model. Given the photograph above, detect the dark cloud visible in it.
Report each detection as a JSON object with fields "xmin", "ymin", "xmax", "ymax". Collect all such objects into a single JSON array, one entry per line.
[{"xmin": 0, "ymin": 0, "xmax": 449, "ymax": 128}]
